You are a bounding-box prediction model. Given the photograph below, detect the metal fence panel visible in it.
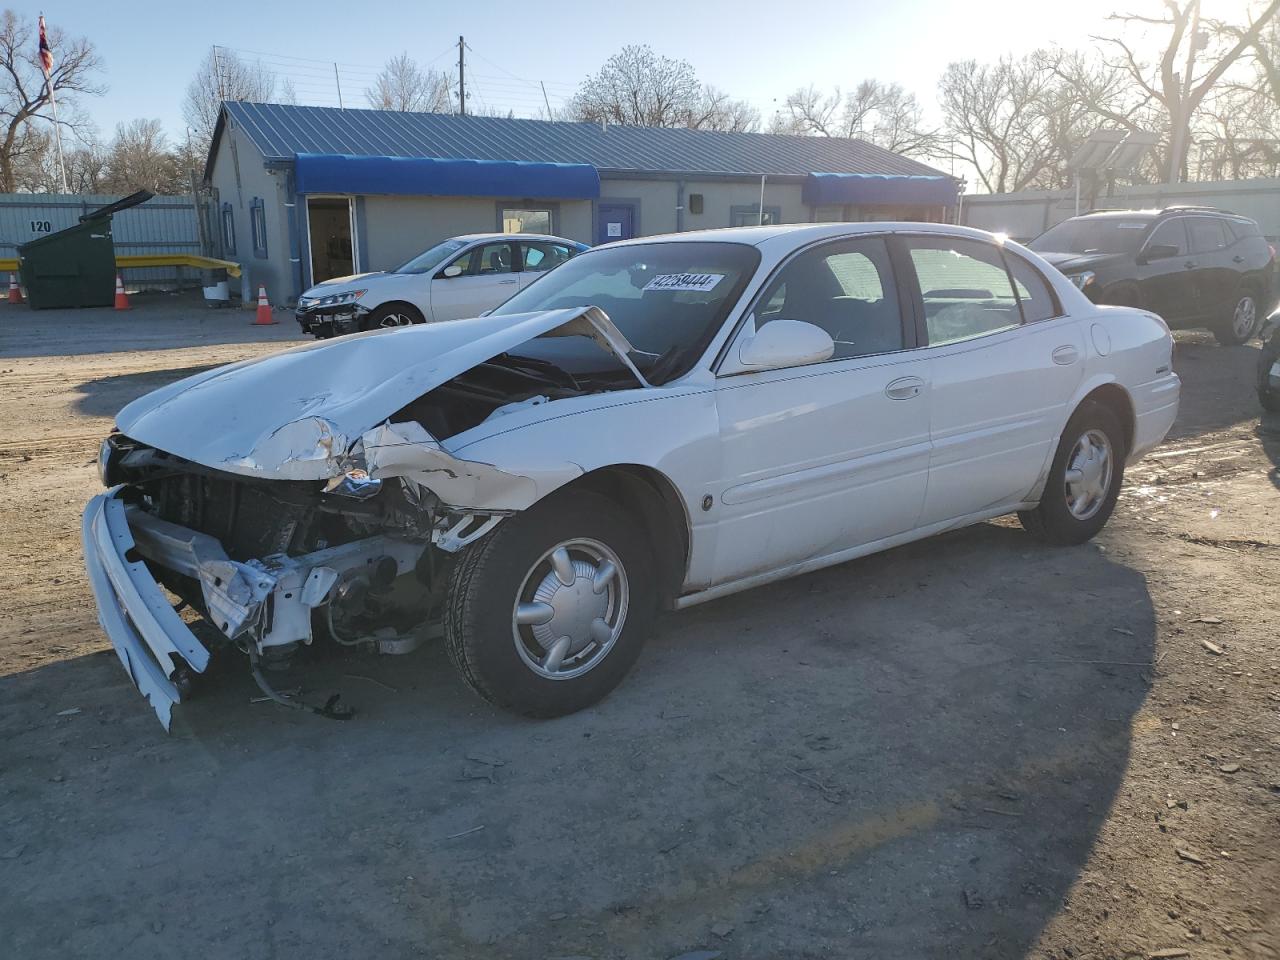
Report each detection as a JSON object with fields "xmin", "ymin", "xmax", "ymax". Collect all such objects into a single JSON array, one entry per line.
[{"xmin": 0, "ymin": 193, "xmax": 205, "ymax": 287}]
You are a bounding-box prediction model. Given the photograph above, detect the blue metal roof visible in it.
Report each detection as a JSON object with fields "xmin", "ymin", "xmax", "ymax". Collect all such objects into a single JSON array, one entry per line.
[{"xmin": 216, "ymin": 101, "xmax": 950, "ymax": 181}]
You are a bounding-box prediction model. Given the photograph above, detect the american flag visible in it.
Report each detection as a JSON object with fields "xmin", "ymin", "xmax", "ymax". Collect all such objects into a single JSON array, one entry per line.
[{"xmin": 38, "ymin": 15, "xmax": 52, "ymax": 76}]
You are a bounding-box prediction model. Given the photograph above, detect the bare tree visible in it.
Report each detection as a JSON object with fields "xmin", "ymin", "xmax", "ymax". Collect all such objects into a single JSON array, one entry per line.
[
  {"xmin": 772, "ymin": 80, "xmax": 936, "ymax": 156},
  {"xmin": 939, "ymin": 52, "xmax": 1099, "ymax": 193},
  {"xmin": 0, "ymin": 10, "xmax": 103, "ymax": 192},
  {"xmin": 365, "ymin": 53, "xmax": 453, "ymax": 112},
  {"xmin": 567, "ymin": 45, "xmax": 759, "ymax": 132},
  {"xmin": 1093, "ymin": 0, "xmax": 1280, "ymax": 181},
  {"xmin": 102, "ymin": 118, "xmax": 182, "ymax": 194},
  {"xmin": 10, "ymin": 126, "xmax": 105, "ymax": 192},
  {"xmin": 182, "ymin": 48, "xmax": 275, "ymax": 152}
]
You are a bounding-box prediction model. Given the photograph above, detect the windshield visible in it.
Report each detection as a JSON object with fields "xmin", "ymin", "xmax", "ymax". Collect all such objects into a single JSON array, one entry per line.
[
  {"xmin": 1029, "ymin": 218, "xmax": 1149, "ymax": 255},
  {"xmin": 491, "ymin": 241, "xmax": 760, "ymax": 382},
  {"xmin": 394, "ymin": 239, "xmax": 468, "ymax": 275}
]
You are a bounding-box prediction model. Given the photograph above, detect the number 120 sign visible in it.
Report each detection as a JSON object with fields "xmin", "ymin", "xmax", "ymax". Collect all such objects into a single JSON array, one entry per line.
[{"xmin": 29, "ymin": 220, "xmax": 52, "ymax": 234}]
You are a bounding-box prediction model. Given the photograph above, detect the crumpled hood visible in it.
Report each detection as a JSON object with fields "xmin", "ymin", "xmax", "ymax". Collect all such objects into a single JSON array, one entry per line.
[
  {"xmin": 1034, "ymin": 251, "xmax": 1122, "ymax": 273},
  {"xmin": 115, "ymin": 307, "xmax": 644, "ymax": 480}
]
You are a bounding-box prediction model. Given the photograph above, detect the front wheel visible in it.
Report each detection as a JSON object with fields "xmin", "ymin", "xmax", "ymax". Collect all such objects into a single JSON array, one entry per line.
[
  {"xmin": 444, "ymin": 491, "xmax": 655, "ymax": 717},
  {"xmin": 1213, "ymin": 287, "xmax": 1259, "ymax": 346},
  {"xmin": 1019, "ymin": 401, "xmax": 1126, "ymax": 545},
  {"xmin": 360, "ymin": 303, "xmax": 425, "ymax": 332}
]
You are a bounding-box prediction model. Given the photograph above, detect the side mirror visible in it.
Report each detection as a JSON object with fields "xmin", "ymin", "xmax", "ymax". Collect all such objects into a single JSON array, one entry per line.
[
  {"xmin": 738, "ymin": 319, "xmax": 835, "ymax": 371},
  {"xmin": 1140, "ymin": 243, "xmax": 1179, "ymax": 263},
  {"xmin": 439, "ymin": 263, "xmax": 464, "ymax": 279}
]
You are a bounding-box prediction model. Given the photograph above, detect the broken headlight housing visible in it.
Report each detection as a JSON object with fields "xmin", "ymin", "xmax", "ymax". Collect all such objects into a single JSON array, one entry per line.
[
  {"xmin": 307, "ymin": 289, "xmax": 367, "ymax": 309},
  {"xmin": 324, "ymin": 468, "xmax": 382, "ymax": 500},
  {"xmin": 98, "ymin": 433, "xmax": 129, "ymax": 487}
]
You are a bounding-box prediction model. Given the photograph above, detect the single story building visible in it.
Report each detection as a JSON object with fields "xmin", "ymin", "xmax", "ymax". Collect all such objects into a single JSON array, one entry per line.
[{"xmin": 205, "ymin": 101, "xmax": 959, "ymax": 302}]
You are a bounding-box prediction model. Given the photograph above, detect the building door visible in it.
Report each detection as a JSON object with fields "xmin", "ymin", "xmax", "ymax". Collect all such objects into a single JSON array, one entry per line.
[
  {"xmin": 306, "ymin": 197, "xmax": 355, "ymax": 284},
  {"xmin": 597, "ymin": 204, "xmax": 635, "ymax": 245}
]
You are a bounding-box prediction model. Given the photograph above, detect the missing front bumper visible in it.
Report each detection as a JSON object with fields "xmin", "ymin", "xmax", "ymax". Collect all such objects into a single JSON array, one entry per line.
[{"xmin": 82, "ymin": 488, "xmax": 426, "ymax": 730}]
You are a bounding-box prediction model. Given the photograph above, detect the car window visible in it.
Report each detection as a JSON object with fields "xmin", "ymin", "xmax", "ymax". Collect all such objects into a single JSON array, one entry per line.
[
  {"xmin": 1189, "ymin": 218, "xmax": 1230, "ymax": 254},
  {"xmin": 522, "ymin": 242, "xmax": 573, "ymax": 272},
  {"xmin": 395, "ymin": 238, "xmax": 468, "ymax": 275},
  {"xmin": 1004, "ymin": 252, "xmax": 1060, "ymax": 322},
  {"xmin": 1029, "ymin": 218, "xmax": 1149, "ymax": 255},
  {"xmin": 755, "ymin": 238, "xmax": 903, "ymax": 360},
  {"xmin": 905, "ymin": 238, "xmax": 1021, "ymax": 346},
  {"xmin": 1145, "ymin": 219, "xmax": 1188, "ymax": 256},
  {"xmin": 474, "ymin": 242, "xmax": 515, "ymax": 275}
]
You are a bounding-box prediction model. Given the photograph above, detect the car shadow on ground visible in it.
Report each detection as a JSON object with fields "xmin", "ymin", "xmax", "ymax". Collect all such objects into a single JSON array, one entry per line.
[
  {"xmin": 1168, "ymin": 334, "xmax": 1262, "ymax": 440},
  {"xmin": 0, "ymin": 522, "xmax": 1156, "ymax": 960},
  {"xmin": 71, "ymin": 364, "xmax": 224, "ymax": 417}
]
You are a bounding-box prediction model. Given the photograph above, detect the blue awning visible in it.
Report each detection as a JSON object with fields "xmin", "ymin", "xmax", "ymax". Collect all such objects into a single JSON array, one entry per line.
[
  {"xmin": 293, "ymin": 153, "xmax": 601, "ymax": 199},
  {"xmin": 803, "ymin": 172, "xmax": 959, "ymax": 208}
]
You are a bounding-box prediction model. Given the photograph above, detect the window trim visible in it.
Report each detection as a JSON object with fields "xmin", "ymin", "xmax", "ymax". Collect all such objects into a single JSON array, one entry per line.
[
  {"xmin": 730, "ymin": 203, "xmax": 783, "ymax": 228},
  {"xmin": 220, "ymin": 201, "xmax": 236, "ymax": 257},
  {"xmin": 495, "ymin": 201, "xmax": 559, "ymax": 236},
  {"xmin": 713, "ymin": 232, "xmax": 917, "ymax": 376},
  {"xmin": 249, "ymin": 197, "xmax": 268, "ymax": 260},
  {"xmin": 1000, "ymin": 248, "xmax": 1065, "ymax": 323}
]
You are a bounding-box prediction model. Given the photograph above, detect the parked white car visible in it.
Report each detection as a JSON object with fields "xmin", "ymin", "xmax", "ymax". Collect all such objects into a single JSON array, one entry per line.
[
  {"xmin": 295, "ymin": 232, "xmax": 588, "ymax": 338},
  {"xmin": 85, "ymin": 223, "xmax": 1180, "ymax": 728}
]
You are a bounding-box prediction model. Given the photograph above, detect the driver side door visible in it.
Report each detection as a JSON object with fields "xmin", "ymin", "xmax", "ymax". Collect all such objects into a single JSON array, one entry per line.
[
  {"xmin": 709, "ymin": 235, "xmax": 931, "ymax": 586},
  {"xmin": 429, "ymin": 241, "xmax": 520, "ymax": 322},
  {"xmin": 1138, "ymin": 219, "xmax": 1195, "ymax": 324}
]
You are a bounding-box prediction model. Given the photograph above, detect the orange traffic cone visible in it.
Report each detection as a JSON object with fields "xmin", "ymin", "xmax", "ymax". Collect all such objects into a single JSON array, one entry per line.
[
  {"xmin": 7, "ymin": 274, "xmax": 22, "ymax": 304},
  {"xmin": 113, "ymin": 275, "xmax": 129, "ymax": 311},
  {"xmin": 253, "ymin": 284, "xmax": 276, "ymax": 325}
]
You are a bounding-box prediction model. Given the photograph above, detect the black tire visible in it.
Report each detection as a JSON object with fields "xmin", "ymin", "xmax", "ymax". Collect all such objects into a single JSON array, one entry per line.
[
  {"xmin": 1102, "ymin": 282, "xmax": 1142, "ymax": 309},
  {"xmin": 1212, "ymin": 285, "xmax": 1259, "ymax": 346},
  {"xmin": 359, "ymin": 302, "xmax": 425, "ymax": 332},
  {"xmin": 444, "ymin": 490, "xmax": 656, "ymax": 717},
  {"xmin": 1259, "ymin": 330, "xmax": 1280, "ymax": 413},
  {"xmin": 1018, "ymin": 401, "xmax": 1126, "ymax": 546}
]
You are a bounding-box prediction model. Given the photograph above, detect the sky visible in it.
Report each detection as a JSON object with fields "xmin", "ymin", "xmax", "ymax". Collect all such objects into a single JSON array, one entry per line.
[{"xmin": 30, "ymin": 0, "xmax": 1233, "ymax": 160}]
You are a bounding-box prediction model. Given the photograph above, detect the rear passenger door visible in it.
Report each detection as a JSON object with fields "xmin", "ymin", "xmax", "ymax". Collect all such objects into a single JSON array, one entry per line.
[
  {"xmin": 517, "ymin": 241, "xmax": 575, "ymax": 289},
  {"xmin": 1187, "ymin": 217, "xmax": 1235, "ymax": 319},
  {"xmin": 900, "ymin": 235, "xmax": 1085, "ymax": 526},
  {"xmin": 430, "ymin": 241, "xmax": 520, "ymax": 321}
]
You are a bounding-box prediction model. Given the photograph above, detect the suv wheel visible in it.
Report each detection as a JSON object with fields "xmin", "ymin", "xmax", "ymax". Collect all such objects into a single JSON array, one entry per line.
[
  {"xmin": 1259, "ymin": 328, "xmax": 1280, "ymax": 413},
  {"xmin": 1214, "ymin": 287, "xmax": 1259, "ymax": 346}
]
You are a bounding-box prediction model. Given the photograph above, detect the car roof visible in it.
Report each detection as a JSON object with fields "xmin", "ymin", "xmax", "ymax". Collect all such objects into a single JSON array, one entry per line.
[
  {"xmin": 606, "ymin": 221, "xmax": 1011, "ymax": 249},
  {"xmin": 452, "ymin": 232, "xmax": 579, "ymax": 243}
]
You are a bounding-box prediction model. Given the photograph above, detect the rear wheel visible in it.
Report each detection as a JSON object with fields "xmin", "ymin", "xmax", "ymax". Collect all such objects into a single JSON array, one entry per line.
[
  {"xmin": 360, "ymin": 303, "xmax": 425, "ymax": 331},
  {"xmin": 1019, "ymin": 401, "xmax": 1126, "ymax": 546},
  {"xmin": 444, "ymin": 491, "xmax": 655, "ymax": 717},
  {"xmin": 1213, "ymin": 287, "xmax": 1259, "ymax": 346}
]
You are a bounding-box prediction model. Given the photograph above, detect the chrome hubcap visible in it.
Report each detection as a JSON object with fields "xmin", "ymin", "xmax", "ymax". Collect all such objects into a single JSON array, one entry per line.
[
  {"xmin": 1063, "ymin": 428, "xmax": 1113, "ymax": 521},
  {"xmin": 1233, "ymin": 296, "xmax": 1257, "ymax": 339},
  {"xmin": 379, "ymin": 312, "xmax": 416, "ymax": 327},
  {"xmin": 512, "ymin": 539, "xmax": 628, "ymax": 680}
]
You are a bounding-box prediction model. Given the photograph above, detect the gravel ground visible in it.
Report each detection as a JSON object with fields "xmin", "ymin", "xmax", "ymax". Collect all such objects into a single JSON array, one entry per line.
[{"xmin": 0, "ymin": 295, "xmax": 1276, "ymax": 960}]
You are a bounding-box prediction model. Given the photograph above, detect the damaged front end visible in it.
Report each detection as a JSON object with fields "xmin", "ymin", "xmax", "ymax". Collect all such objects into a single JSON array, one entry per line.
[{"xmin": 84, "ymin": 307, "xmax": 643, "ymax": 729}]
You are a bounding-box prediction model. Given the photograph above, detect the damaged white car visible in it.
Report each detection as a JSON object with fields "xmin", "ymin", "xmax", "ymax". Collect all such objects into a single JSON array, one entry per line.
[{"xmin": 83, "ymin": 223, "xmax": 1180, "ymax": 729}]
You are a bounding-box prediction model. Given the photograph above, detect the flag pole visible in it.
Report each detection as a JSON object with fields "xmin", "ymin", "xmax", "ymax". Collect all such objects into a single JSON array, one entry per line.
[{"xmin": 46, "ymin": 75, "xmax": 67, "ymax": 194}]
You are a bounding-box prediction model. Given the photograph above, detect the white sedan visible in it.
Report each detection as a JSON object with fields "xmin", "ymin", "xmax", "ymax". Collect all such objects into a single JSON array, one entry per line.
[
  {"xmin": 85, "ymin": 223, "xmax": 1179, "ymax": 728},
  {"xmin": 294, "ymin": 232, "xmax": 588, "ymax": 338}
]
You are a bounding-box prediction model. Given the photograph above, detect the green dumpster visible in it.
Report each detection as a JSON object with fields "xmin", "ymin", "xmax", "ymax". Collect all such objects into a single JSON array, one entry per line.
[{"xmin": 18, "ymin": 190, "xmax": 154, "ymax": 309}]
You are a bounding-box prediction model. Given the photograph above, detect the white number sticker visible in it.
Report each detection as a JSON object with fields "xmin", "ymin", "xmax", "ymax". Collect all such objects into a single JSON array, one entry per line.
[{"xmin": 642, "ymin": 273, "xmax": 725, "ymax": 293}]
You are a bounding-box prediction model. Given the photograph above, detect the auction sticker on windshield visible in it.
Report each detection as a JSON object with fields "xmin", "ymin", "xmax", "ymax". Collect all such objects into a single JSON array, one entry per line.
[{"xmin": 643, "ymin": 273, "xmax": 725, "ymax": 293}]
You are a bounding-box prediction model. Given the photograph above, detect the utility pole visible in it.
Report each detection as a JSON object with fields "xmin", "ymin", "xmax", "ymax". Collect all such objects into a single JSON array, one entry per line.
[
  {"xmin": 1167, "ymin": 0, "xmax": 1202, "ymax": 184},
  {"xmin": 334, "ymin": 63, "xmax": 344, "ymax": 109},
  {"xmin": 457, "ymin": 36, "xmax": 466, "ymax": 116},
  {"xmin": 213, "ymin": 44, "xmax": 226, "ymax": 101},
  {"xmin": 540, "ymin": 81, "xmax": 552, "ymax": 120}
]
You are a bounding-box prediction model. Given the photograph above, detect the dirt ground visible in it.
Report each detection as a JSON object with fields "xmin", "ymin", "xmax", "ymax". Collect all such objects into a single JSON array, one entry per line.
[{"xmin": 0, "ymin": 294, "xmax": 1276, "ymax": 960}]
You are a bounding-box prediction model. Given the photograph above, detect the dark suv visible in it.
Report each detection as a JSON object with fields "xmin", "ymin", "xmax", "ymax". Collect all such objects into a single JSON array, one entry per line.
[{"xmin": 1029, "ymin": 206, "xmax": 1277, "ymax": 345}]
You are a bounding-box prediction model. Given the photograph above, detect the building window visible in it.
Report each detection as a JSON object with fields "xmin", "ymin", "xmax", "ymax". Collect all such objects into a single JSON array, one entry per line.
[
  {"xmin": 249, "ymin": 197, "xmax": 268, "ymax": 259},
  {"xmin": 501, "ymin": 206, "xmax": 554, "ymax": 235},
  {"xmin": 221, "ymin": 202, "xmax": 236, "ymax": 256},
  {"xmin": 730, "ymin": 204, "xmax": 782, "ymax": 227},
  {"xmin": 688, "ymin": 193, "xmax": 704, "ymax": 215}
]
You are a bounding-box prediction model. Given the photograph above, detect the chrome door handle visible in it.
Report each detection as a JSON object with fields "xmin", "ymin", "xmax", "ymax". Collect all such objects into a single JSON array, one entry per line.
[
  {"xmin": 884, "ymin": 376, "xmax": 924, "ymax": 400},
  {"xmin": 1051, "ymin": 345, "xmax": 1079, "ymax": 365},
  {"xmin": 1233, "ymin": 255, "xmax": 1245, "ymax": 264}
]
